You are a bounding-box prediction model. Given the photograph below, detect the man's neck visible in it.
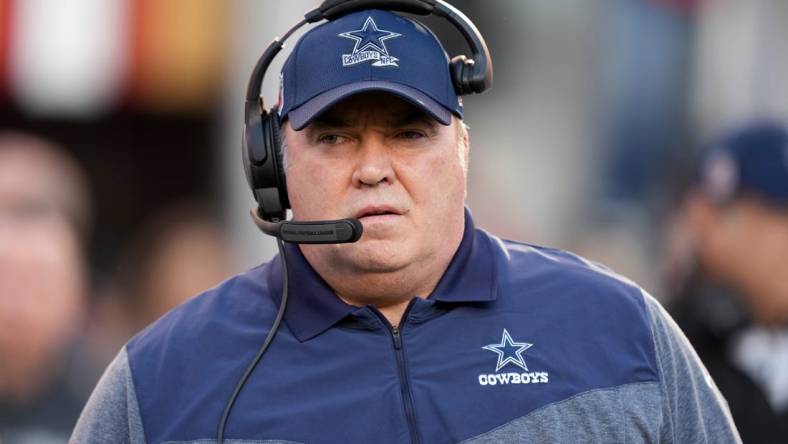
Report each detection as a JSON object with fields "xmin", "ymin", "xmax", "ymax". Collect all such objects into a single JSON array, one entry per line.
[
  {"xmin": 301, "ymin": 229, "xmax": 464, "ymax": 326},
  {"xmin": 332, "ymin": 268, "xmax": 446, "ymax": 326}
]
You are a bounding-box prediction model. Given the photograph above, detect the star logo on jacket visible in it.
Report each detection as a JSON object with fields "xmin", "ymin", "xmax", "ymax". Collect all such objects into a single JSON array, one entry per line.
[
  {"xmin": 478, "ymin": 329, "xmax": 549, "ymax": 386},
  {"xmin": 483, "ymin": 328, "xmax": 533, "ymax": 371},
  {"xmin": 338, "ymin": 16, "xmax": 402, "ymax": 67}
]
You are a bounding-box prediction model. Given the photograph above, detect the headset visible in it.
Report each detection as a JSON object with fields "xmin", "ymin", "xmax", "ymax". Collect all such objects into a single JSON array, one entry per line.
[
  {"xmin": 242, "ymin": 0, "xmax": 492, "ymax": 233},
  {"xmin": 221, "ymin": 0, "xmax": 493, "ymax": 441}
]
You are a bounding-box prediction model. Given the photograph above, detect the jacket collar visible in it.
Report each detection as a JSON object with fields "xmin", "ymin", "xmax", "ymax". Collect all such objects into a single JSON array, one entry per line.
[{"xmin": 267, "ymin": 207, "xmax": 497, "ymax": 342}]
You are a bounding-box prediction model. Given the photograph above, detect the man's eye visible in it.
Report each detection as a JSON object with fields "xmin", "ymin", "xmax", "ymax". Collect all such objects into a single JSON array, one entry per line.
[
  {"xmin": 318, "ymin": 134, "xmax": 348, "ymax": 145},
  {"xmin": 397, "ymin": 131, "xmax": 426, "ymax": 140}
]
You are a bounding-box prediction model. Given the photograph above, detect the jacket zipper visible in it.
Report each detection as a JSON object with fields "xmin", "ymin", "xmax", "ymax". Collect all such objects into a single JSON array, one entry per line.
[{"xmin": 372, "ymin": 302, "xmax": 422, "ymax": 444}]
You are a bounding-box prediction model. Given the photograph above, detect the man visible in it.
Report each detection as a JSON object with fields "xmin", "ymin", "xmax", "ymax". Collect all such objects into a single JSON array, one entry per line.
[
  {"xmin": 669, "ymin": 122, "xmax": 788, "ymax": 443},
  {"xmin": 72, "ymin": 7, "xmax": 740, "ymax": 443},
  {"xmin": 0, "ymin": 132, "xmax": 93, "ymax": 443}
]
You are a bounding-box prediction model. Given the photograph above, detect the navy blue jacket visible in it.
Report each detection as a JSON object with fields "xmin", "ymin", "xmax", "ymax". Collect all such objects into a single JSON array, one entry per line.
[{"xmin": 71, "ymin": 211, "xmax": 740, "ymax": 443}]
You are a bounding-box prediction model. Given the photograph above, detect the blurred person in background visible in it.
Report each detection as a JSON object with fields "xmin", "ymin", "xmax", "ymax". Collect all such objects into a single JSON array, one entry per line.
[
  {"xmin": 668, "ymin": 122, "xmax": 788, "ymax": 443},
  {"xmin": 84, "ymin": 202, "xmax": 234, "ymax": 367},
  {"xmin": 114, "ymin": 202, "xmax": 233, "ymax": 331},
  {"xmin": 0, "ymin": 132, "xmax": 94, "ymax": 443}
]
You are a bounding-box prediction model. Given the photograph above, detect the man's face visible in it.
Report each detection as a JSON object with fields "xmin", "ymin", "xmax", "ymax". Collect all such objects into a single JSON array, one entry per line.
[
  {"xmin": 0, "ymin": 147, "xmax": 86, "ymax": 401},
  {"xmin": 691, "ymin": 196, "xmax": 788, "ymax": 324},
  {"xmin": 284, "ymin": 92, "xmax": 469, "ymax": 276}
]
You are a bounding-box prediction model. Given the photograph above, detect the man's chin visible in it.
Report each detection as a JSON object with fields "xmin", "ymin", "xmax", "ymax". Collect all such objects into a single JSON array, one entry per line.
[
  {"xmin": 340, "ymin": 242, "xmax": 412, "ymax": 274},
  {"xmin": 351, "ymin": 258, "xmax": 410, "ymax": 274}
]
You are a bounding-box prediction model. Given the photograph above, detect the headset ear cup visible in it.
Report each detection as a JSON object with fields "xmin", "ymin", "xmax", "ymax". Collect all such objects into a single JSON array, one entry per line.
[
  {"xmin": 242, "ymin": 109, "xmax": 288, "ymax": 221},
  {"xmin": 267, "ymin": 112, "xmax": 290, "ymax": 209},
  {"xmin": 243, "ymin": 113, "xmax": 266, "ymax": 191}
]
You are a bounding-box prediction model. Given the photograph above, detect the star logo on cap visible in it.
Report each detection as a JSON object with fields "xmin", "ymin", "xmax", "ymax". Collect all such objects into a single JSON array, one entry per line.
[
  {"xmin": 483, "ymin": 329, "xmax": 534, "ymax": 372},
  {"xmin": 338, "ymin": 17, "xmax": 402, "ymax": 67}
]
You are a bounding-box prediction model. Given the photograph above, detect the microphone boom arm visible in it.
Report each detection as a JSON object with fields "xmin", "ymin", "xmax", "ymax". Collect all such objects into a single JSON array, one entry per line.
[{"xmin": 250, "ymin": 208, "xmax": 363, "ymax": 244}]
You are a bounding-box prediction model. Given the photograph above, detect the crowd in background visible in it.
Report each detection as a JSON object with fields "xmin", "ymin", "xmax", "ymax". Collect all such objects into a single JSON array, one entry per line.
[
  {"xmin": 1, "ymin": 1, "xmax": 787, "ymax": 443},
  {"xmin": 0, "ymin": 132, "xmax": 234, "ymax": 442}
]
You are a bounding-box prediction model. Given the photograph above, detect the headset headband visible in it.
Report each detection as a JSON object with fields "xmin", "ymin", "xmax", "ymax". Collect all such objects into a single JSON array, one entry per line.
[{"xmin": 244, "ymin": 0, "xmax": 492, "ymax": 121}]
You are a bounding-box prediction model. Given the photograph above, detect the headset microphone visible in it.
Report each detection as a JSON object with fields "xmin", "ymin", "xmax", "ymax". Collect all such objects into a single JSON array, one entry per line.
[{"xmin": 249, "ymin": 209, "xmax": 363, "ymax": 244}]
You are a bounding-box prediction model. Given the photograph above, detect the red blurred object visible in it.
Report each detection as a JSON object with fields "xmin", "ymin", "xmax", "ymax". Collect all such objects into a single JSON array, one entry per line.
[{"xmin": 0, "ymin": 0, "xmax": 14, "ymax": 101}]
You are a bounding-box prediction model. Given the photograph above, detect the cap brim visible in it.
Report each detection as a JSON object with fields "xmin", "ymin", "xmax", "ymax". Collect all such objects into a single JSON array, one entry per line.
[{"xmin": 286, "ymin": 81, "xmax": 453, "ymax": 131}]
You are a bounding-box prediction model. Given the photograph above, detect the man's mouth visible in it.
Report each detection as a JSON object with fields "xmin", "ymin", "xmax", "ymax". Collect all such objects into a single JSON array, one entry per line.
[{"xmin": 354, "ymin": 205, "xmax": 403, "ymax": 221}]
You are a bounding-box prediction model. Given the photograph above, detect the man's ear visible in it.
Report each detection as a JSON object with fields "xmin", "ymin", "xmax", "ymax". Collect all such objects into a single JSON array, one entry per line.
[{"xmin": 457, "ymin": 120, "xmax": 470, "ymax": 173}]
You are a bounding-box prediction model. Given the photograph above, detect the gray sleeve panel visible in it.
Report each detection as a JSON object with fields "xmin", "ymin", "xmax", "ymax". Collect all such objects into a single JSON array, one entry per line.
[
  {"xmin": 641, "ymin": 290, "xmax": 741, "ymax": 444},
  {"xmin": 69, "ymin": 347, "xmax": 146, "ymax": 444},
  {"xmin": 460, "ymin": 381, "xmax": 662, "ymax": 443}
]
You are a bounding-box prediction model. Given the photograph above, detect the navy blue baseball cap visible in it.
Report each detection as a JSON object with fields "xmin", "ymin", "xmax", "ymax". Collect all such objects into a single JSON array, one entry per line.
[
  {"xmin": 696, "ymin": 121, "xmax": 788, "ymax": 207},
  {"xmin": 277, "ymin": 9, "xmax": 463, "ymax": 131}
]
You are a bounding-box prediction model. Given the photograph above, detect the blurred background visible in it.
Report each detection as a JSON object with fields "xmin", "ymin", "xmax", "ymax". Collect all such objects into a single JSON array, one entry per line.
[{"xmin": 1, "ymin": 0, "xmax": 787, "ymax": 442}]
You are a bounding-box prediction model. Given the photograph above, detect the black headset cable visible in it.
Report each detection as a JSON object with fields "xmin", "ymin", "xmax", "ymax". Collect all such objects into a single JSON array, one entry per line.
[{"xmin": 217, "ymin": 236, "xmax": 290, "ymax": 444}]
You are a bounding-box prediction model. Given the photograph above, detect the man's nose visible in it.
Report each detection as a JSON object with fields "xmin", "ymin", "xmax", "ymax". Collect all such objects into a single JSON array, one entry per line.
[{"xmin": 351, "ymin": 135, "xmax": 395, "ymax": 187}]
